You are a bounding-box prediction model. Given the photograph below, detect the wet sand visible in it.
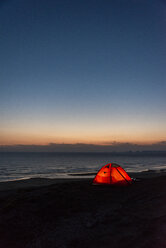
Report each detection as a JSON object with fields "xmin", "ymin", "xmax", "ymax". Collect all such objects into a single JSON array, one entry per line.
[{"xmin": 0, "ymin": 172, "xmax": 166, "ymax": 248}]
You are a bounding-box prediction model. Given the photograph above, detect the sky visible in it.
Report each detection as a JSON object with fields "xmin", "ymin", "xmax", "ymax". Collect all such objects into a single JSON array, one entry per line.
[{"xmin": 0, "ymin": 0, "xmax": 166, "ymax": 150}]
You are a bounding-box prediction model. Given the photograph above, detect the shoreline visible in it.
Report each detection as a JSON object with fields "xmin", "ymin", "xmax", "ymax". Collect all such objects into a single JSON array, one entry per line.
[{"xmin": 0, "ymin": 170, "xmax": 166, "ymax": 191}]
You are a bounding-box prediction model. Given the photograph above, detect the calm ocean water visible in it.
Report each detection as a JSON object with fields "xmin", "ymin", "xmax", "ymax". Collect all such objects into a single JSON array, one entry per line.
[{"xmin": 0, "ymin": 152, "xmax": 166, "ymax": 182}]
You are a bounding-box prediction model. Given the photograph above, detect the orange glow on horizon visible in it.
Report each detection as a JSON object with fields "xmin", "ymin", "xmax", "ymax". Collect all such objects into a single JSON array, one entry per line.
[
  {"xmin": 0, "ymin": 135, "xmax": 165, "ymax": 146},
  {"xmin": 1, "ymin": 120, "xmax": 166, "ymax": 146}
]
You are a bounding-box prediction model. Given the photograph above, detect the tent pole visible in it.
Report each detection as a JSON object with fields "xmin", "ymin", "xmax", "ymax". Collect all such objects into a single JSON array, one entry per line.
[{"xmin": 116, "ymin": 168, "xmax": 131, "ymax": 185}]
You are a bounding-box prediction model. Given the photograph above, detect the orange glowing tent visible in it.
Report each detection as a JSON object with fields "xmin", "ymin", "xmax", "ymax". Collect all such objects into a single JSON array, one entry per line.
[{"xmin": 93, "ymin": 163, "xmax": 132, "ymax": 186}]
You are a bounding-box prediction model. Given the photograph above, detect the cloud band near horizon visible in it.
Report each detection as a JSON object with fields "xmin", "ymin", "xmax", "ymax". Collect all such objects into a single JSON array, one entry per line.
[{"xmin": 0, "ymin": 141, "xmax": 166, "ymax": 152}]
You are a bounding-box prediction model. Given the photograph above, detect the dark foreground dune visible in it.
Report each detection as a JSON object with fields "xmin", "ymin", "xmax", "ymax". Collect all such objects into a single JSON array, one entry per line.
[{"xmin": 0, "ymin": 173, "xmax": 166, "ymax": 248}]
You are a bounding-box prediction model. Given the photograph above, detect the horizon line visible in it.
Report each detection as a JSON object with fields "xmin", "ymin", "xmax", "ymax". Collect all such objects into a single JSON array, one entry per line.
[{"xmin": 0, "ymin": 141, "xmax": 166, "ymax": 152}]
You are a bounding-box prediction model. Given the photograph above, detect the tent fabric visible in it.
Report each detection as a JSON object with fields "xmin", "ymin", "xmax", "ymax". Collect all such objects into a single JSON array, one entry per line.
[{"xmin": 93, "ymin": 163, "xmax": 132, "ymax": 185}]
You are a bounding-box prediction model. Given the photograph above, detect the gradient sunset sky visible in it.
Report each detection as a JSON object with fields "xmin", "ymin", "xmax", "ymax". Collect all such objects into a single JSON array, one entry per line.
[{"xmin": 0, "ymin": 0, "xmax": 166, "ymax": 146}]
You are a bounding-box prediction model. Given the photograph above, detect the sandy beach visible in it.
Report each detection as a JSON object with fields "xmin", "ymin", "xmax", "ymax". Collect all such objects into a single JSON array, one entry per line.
[{"xmin": 0, "ymin": 172, "xmax": 166, "ymax": 248}]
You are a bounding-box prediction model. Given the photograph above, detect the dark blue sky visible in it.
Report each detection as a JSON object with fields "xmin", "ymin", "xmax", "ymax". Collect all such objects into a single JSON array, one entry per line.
[{"xmin": 0, "ymin": 0, "xmax": 166, "ymax": 145}]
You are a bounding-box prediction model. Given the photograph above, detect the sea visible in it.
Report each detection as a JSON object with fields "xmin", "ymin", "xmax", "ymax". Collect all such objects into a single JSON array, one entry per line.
[{"xmin": 0, "ymin": 152, "xmax": 166, "ymax": 182}]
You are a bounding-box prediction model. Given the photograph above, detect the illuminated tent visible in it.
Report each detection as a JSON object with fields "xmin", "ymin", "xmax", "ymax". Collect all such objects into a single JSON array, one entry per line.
[{"xmin": 93, "ymin": 163, "xmax": 132, "ymax": 185}]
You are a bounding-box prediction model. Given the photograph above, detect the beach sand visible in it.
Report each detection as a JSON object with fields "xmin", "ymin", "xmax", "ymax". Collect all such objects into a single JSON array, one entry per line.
[{"xmin": 0, "ymin": 172, "xmax": 166, "ymax": 248}]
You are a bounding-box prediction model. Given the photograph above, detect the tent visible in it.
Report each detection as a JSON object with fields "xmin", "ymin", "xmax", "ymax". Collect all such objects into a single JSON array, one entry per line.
[{"xmin": 93, "ymin": 163, "xmax": 132, "ymax": 185}]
